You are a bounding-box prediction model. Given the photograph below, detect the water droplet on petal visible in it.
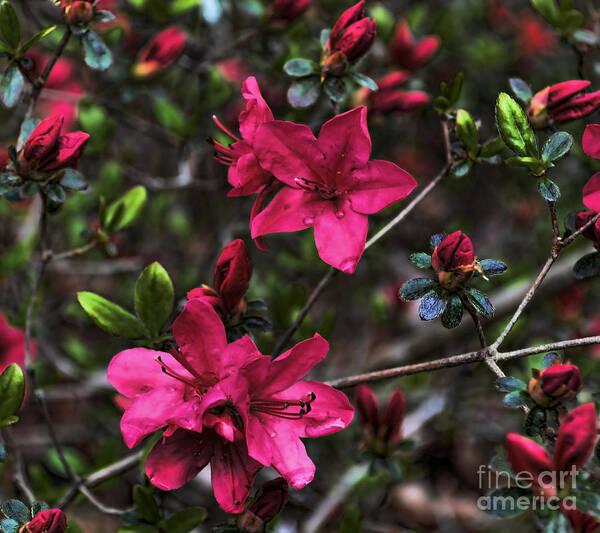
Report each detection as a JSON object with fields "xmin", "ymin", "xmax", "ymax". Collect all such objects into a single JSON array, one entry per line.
[
  {"xmin": 303, "ymin": 216, "xmax": 315, "ymax": 225},
  {"xmin": 335, "ymin": 209, "xmax": 345, "ymax": 219}
]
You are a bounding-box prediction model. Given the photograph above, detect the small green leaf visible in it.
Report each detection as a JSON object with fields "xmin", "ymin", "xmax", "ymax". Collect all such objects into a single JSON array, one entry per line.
[
  {"xmin": 479, "ymin": 137, "xmax": 505, "ymax": 158},
  {"xmin": 531, "ymin": 0, "xmax": 560, "ymax": 25},
  {"xmin": 496, "ymin": 376, "xmax": 527, "ymax": 393},
  {"xmin": 570, "ymin": 491, "xmax": 600, "ymax": 519},
  {"xmin": 525, "ymin": 406, "xmax": 546, "ymax": 437},
  {"xmin": 283, "ymin": 58, "xmax": 316, "ymax": 77},
  {"xmin": 0, "ymin": 1, "xmax": 20, "ymax": 49},
  {"xmin": 0, "ymin": 519, "xmax": 19, "ymax": 533},
  {"xmin": 81, "ymin": 30, "xmax": 112, "ymax": 71},
  {"xmin": 0, "ymin": 364, "xmax": 24, "ymax": 425},
  {"xmin": 1, "ymin": 500, "xmax": 29, "ymax": 525},
  {"xmin": 495, "ymin": 92, "xmax": 538, "ymax": 157},
  {"xmin": 399, "ymin": 278, "xmax": 438, "ymax": 301},
  {"xmin": 287, "ymin": 76, "xmax": 320, "ymax": 108},
  {"xmin": 152, "ymin": 97, "xmax": 185, "ymax": 135},
  {"xmin": 59, "ymin": 168, "xmax": 87, "ymax": 190},
  {"xmin": 320, "ymin": 29, "xmax": 330, "ymax": 48},
  {"xmin": 323, "ymin": 76, "xmax": 349, "ymax": 103},
  {"xmin": 482, "ymin": 486, "xmax": 529, "ymax": 517},
  {"xmin": 20, "ymin": 181, "xmax": 39, "ymax": 198},
  {"xmin": 20, "ymin": 25, "xmax": 56, "ymax": 53},
  {"xmin": 45, "ymin": 183, "xmax": 66, "ymax": 204},
  {"xmin": 503, "ymin": 390, "xmax": 529, "ymax": 408},
  {"xmin": 418, "ymin": 290, "xmax": 448, "ymax": 320},
  {"xmin": 541, "ymin": 352, "xmax": 559, "ymax": 369},
  {"xmin": 104, "ymin": 186, "xmax": 147, "ymax": 232},
  {"xmin": 77, "ymin": 291, "xmax": 148, "ymax": 339},
  {"xmin": 509, "ymin": 78, "xmax": 532, "ymax": 104},
  {"xmin": 573, "ymin": 252, "xmax": 600, "ymax": 279},
  {"xmin": 0, "ymin": 173, "xmax": 19, "ymax": 194},
  {"xmin": 538, "ymin": 178, "xmax": 560, "ymax": 202},
  {"xmin": 541, "ymin": 131, "xmax": 573, "ymax": 162},
  {"xmin": 455, "ymin": 109, "xmax": 479, "ymax": 154},
  {"xmin": 447, "ymin": 72, "xmax": 463, "ymax": 105},
  {"xmin": 161, "ymin": 508, "xmax": 207, "ymax": 533},
  {"xmin": 441, "ymin": 295, "xmax": 463, "ymax": 329},
  {"xmin": 465, "ymin": 288, "xmax": 495, "ymax": 319},
  {"xmin": 30, "ymin": 501, "xmax": 49, "ymax": 517},
  {"xmin": 0, "ymin": 63, "xmax": 24, "ymax": 108},
  {"xmin": 409, "ymin": 252, "xmax": 431, "ymax": 269},
  {"xmin": 451, "ymin": 159, "xmax": 471, "ymax": 177},
  {"xmin": 134, "ymin": 262, "xmax": 174, "ymax": 338},
  {"xmin": 349, "ymin": 72, "xmax": 378, "ymax": 91},
  {"xmin": 95, "ymin": 10, "xmax": 116, "ymax": 22},
  {"xmin": 133, "ymin": 485, "xmax": 160, "ymax": 524},
  {"xmin": 479, "ymin": 259, "xmax": 507, "ymax": 276}
]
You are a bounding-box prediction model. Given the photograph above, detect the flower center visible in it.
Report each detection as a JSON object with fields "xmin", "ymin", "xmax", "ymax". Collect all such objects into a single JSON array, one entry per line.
[
  {"xmin": 250, "ymin": 392, "xmax": 316, "ymax": 420},
  {"xmin": 295, "ymin": 177, "xmax": 339, "ymax": 200},
  {"xmin": 208, "ymin": 115, "xmax": 242, "ymax": 167},
  {"xmin": 155, "ymin": 350, "xmax": 216, "ymax": 394}
]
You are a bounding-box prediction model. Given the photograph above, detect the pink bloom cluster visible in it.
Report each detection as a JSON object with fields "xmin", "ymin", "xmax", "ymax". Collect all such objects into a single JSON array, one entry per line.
[
  {"xmin": 577, "ymin": 124, "xmax": 600, "ymax": 247},
  {"xmin": 212, "ymin": 77, "xmax": 417, "ymax": 273},
  {"xmin": 108, "ymin": 298, "xmax": 353, "ymax": 512}
]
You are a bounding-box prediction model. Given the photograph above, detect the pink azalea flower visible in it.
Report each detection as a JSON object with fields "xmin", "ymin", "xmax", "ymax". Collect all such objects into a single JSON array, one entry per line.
[
  {"xmin": 582, "ymin": 124, "xmax": 600, "ymax": 213},
  {"xmin": 250, "ymin": 106, "xmax": 417, "ymax": 273},
  {"xmin": 211, "ymin": 76, "xmax": 274, "ymax": 197},
  {"xmin": 0, "ymin": 311, "xmax": 35, "ymax": 371},
  {"xmin": 108, "ymin": 299, "xmax": 354, "ymax": 512}
]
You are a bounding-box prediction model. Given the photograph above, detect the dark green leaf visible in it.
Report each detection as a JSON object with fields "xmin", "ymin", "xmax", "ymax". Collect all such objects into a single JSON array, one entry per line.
[
  {"xmin": 134, "ymin": 262, "xmax": 174, "ymax": 338},
  {"xmin": 503, "ymin": 390, "xmax": 529, "ymax": 408},
  {"xmin": 95, "ymin": 10, "xmax": 116, "ymax": 22},
  {"xmin": 59, "ymin": 168, "xmax": 87, "ymax": 190},
  {"xmin": 0, "ymin": 364, "xmax": 24, "ymax": 426},
  {"xmin": 481, "ymin": 486, "xmax": 529, "ymax": 517},
  {"xmin": 283, "ymin": 58, "xmax": 316, "ymax": 77},
  {"xmin": 542, "ymin": 132, "xmax": 573, "ymax": 162},
  {"xmin": 323, "ymin": 76, "xmax": 349, "ymax": 103},
  {"xmin": 20, "ymin": 25, "xmax": 56, "ymax": 53},
  {"xmin": 320, "ymin": 29, "xmax": 330, "ymax": 48},
  {"xmin": 338, "ymin": 505, "xmax": 361, "ymax": 533},
  {"xmin": 447, "ymin": 72, "xmax": 463, "ymax": 105},
  {"xmin": 30, "ymin": 501, "xmax": 49, "ymax": 517},
  {"xmin": 542, "ymin": 352, "xmax": 559, "ymax": 369},
  {"xmin": 479, "ymin": 137, "xmax": 505, "ymax": 158},
  {"xmin": 544, "ymin": 511, "xmax": 574, "ymax": 533},
  {"xmin": 81, "ymin": 30, "xmax": 112, "ymax": 71},
  {"xmin": 0, "ymin": 519, "xmax": 19, "ymax": 533},
  {"xmin": 465, "ymin": 288, "xmax": 495, "ymax": 319},
  {"xmin": 525, "ymin": 406, "xmax": 546, "ymax": 437},
  {"xmin": 0, "ymin": 173, "xmax": 19, "ymax": 194},
  {"xmin": 509, "ymin": 78, "xmax": 532, "ymax": 104},
  {"xmin": 495, "ymin": 92, "xmax": 538, "ymax": 157},
  {"xmin": 455, "ymin": 109, "xmax": 479, "ymax": 153},
  {"xmin": 557, "ymin": 9, "xmax": 584, "ymax": 31},
  {"xmin": 0, "ymin": 444, "xmax": 5, "ymax": 462},
  {"xmin": 496, "ymin": 376, "xmax": 527, "ymax": 392},
  {"xmin": 441, "ymin": 295, "xmax": 463, "ymax": 329},
  {"xmin": 20, "ymin": 181, "xmax": 39, "ymax": 198},
  {"xmin": 0, "ymin": 2, "xmax": 19, "ymax": 49},
  {"xmin": 479, "ymin": 259, "xmax": 507, "ymax": 276},
  {"xmin": 418, "ymin": 290, "xmax": 448, "ymax": 320},
  {"xmin": 489, "ymin": 454, "xmax": 514, "ymax": 476},
  {"xmin": 573, "ymin": 252, "xmax": 600, "ymax": 279},
  {"xmin": 571, "ymin": 491, "xmax": 600, "ymax": 519},
  {"xmin": 0, "ymin": 63, "xmax": 24, "ymax": 108},
  {"xmin": 451, "ymin": 159, "xmax": 471, "ymax": 177},
  {"xmin": 430, "ymin": 233, "xmax": 446, "ymax": 249},
  {"xmin": 246, "ymin": 299, "xmax": 268, "ymax": 312},
  {"xmin": 349, "ymin": 72, "xmax": 377, "ymax": 91},
  {"xmin": 399, "ymin": 278, "xmax": 438, "ymax": 301},
  {"xmin": 133, "ymin": 485, "xmax": 160, "ymax": 524},
  {"xmin": 77, "ymin": 291, "xmax": 148, "ymax": 339},
  {"xmin": 45, "ymin": 183, "xmax": 66, "ymax": 204},
  {"xmin": 104, "ymin": 186, "xmax": 147, "ymax": 232},
  {"xmin": 152, "ymin": 97, "xmax": 185, "ymax": 134},
  {"xmin": 287, "ymin": 77, "xmax": 320, "ymax": 108},
  {"xmin": 1, "ymin": 500, "xmax": 29, "ymax": 525},
  {"xmin": 538, "ymin": 178, "xmax": 560, "ymax": 201},
  {"xmin": 531, "ymin": 0, "xmax": 560, "ymax": 25},
  {"xmin": 243, "ymin": 316, "xmax": 272, "ymax": 332},
  {"xmin": 432, "ymin": 95, "xmax": 450, "ymax": 113},
  {"xmin": 409, "ymin": 252, "xmax": 431, "ymax": 269},
  {"xmin": 162, "ymin": 508, "xmax": 207, "ymax": 533}
]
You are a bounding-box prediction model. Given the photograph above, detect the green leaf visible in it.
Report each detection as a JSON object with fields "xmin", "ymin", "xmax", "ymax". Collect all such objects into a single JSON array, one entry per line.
[
  {"xmin": 0, "ymin": 364, "xmax": 24, "ymax": 426},
  {"xmin": 349, "ymin": 72, "xmax": 378, "ymax": 91},
  {"xmin": 19, "ymin": 181, "xmax": 39, "ymax": 198},
  {"xmin": 133, "ymin": 485, "xmax": 160, "ymax": 524},
  {"xmin": 95, "ymin": 10, "xmax": 116, "ymax": 22},
  {"xmin": 287, "ymin": 76, "xmax": 320, "ymax": 108},
  {"xmin": 30, "ymin": 501, "xmax": 49, "ymax": 517},
  {"xmin": 0, "ymin": 2, "xmax": 20, "ymax": 49},
  {"xmin": 542, "ymin": 352, "xmax": 559, "ymax": 369},
  {"xmin": 81, "ymin": 30, "xmax": 112, "ymax": 71},
  {"xmin": 573, "ymin": 252, "xmax": 600, "ymax": 279},
  {"xmin": 45, "ymin": 183, "xmax": 66, "ymax": 204},
  {"xmin": 399, "ymin": 278, "xmax": 438, "ymax": 301},
  {"xmin": 409, "ymin": 252, "xmax": 431, "ymax": 269},
  {"xmin": 541, "ymin": 131, "xmax": 573, "ymax": 162},
  {"xmin": 0, "ymin": 63, "xmax": 24, "ymax": 108},
  {"xmin": 77, "ymin": 291, "xmax": 147, "ymax": 339},
  {"xmin": 544, "ymin": 510, "xmax": 574, "ymax": 533},
  {"xmin": 152, "ymin": 97, "xmax": 185, "ymax": 135},
  {"xmin": 134, "ymin": 262, "xmax": 174, "ymax": 338},
  {"xmin": 0, "ymin": 519, "xmax": 19, "ymax": 533},
  {"xmin": 479, "ymin": 137, "xmax": 505, "ymax": 158},
  {"xmin": 0, "ymin": 443, "xmax": 5, "ymax": 462},
  {"xmin": 441, "ymin": 295, "xmax": 463, "ymax": 329},
  {"xmin": 104, "ymin": 186, "xmax": 147, "ymax": 232},
  {"xmin": 481, "ymin": 486, "xmax": 529, "ymax": 517},
  {"xmin": 479, "ymin": 259, "xmax": 507, "ymax": 276},
  {"xmin": 338, "ymin": 504, "xmax": 361, "ymax": 533},
  {"xmin": 503, "ymin": 390, "xmax": 529, "ymax": 408},
  {"xmin": 1, "ymin": 500, "xmax": 29, "ymax": 525},
  {"xmin": 451, "ymin": 159, "xmax": 471, "ymax": 177},
  {"xmin": 20, "ymin": 25, "xmax": 56, "ymax": 53},
  {"xmin": 571, "ymin": 491, "xmax": 600, "ymax": 519},
  {"xmin": 455, "ymin": 109, "xmax": 479, "ymax": 153},
  {"xmin": 324, "ymin": 76, "xmax": 349, "ymax": 104},
  {"xmin": 558, "ymin": 9, "xmax": 584, "ymax": 31},
  {"xmin": 505, "ymin": 155, "xmax": 547, "ymax": 176},
  {"xmin": 161, "ymin": 508, "xmax": 207, "ymax": 533},
  {"xmin": 509, "ymin": 78, "xmax": 532, "ymax": 104},
  {"xmin": 0, "ymin": 173, "xmax": 19, "ymax": 194},
  {"xmin": 525, "ymin": 406, "xmax": 546, "ymax": 437},
  {"xmin": 538, "ymin": 177, "xmax": 560, "ymax": 202},
  {"xmin": 320, "ymin": 29, "xmax": 330, "ymax": 48},
  {"xmin": 59, "ymin": 168, "xmax": 87, "ymax": 190},
  {"xmin": 447, "ymin": 72, "xmax": 463, "ymax": 106},
  {"xmin": 496, "ymin": 376, "xmax": 527, "ymax": 392},
  {"xmin": 418, "ymin": 290, "xmax": 448, "ymax": 320},
  {"xmin": 465, "ymin": 288, "xmax": 495, "ymax": 319},
  {"xmin": 283, "ymin": 58, "xmax": 316, "ymax": 77},
  {"xmin": 495, "ymin": 92, "xmax": 538, "ymax": 157},
  {"xmin": 531, "ymin": 0, "xmax": 560, "ymax": 25}
]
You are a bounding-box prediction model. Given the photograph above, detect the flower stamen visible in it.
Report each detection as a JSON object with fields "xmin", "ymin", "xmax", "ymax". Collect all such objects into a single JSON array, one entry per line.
[{"xmin": 251, "ymin": 392, "xmax": 316, "ymax": 420}]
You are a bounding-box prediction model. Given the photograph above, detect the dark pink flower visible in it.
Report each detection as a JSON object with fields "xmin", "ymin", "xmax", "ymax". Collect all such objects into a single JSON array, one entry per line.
[
  {"xmin": 133, "ymin": 26, "xmax": 187, "ymax": 78},
  {"xmin": 251, "ymin": 107, "xmax": 417, "ymax": 273},
  {"xmin": 360, "ymin": 72, "xmax": 430, "ymax": 114},
  {"xmin": 561, "ymin": 506, "xmax": 600, "ymax": 533},
  {"xmin": 25, "ymin": 509, "xmax": 67, "ymax": 533},
  {"xmin": 528, "ymin": 363, "xmax": 582, "ymax": 406},
  {"xmin": 211, "ymin": 76, "xmax": 274, "ymax": 197},
  {"xmin": 583, "ymin": 124, "xmax": 600, "ymax": 159},
  {"xmin": 0, "ymin": 311, "xmax": 36, "ymax": 370},
  {"xmin": 516, "ymin": 13, "xmax": 557, "ymax": 60},
  {"xmin": 355, "ymin": 385, "xmax": 405, "ymax": 446},
  {"xmin": 430, "ymin": 231, "xmax": 476, "ymax": 289},
  {"xmin": 390, "ymin": 20, "xmax": 440, "ymax": 71},
  {"xmin": 271, "ymin": 0, "xmax": 311, "ymax": 21},
  {"xmin": 528, "ymin": 81, "xmax": 600, "ymax": 127},
  {"xmin": 238, "ymin": 477, "xmax": 289, "ymax": 532},
  {"xmin": 583, "ymin": 174, "xmax": 600, "ymax": 214}
]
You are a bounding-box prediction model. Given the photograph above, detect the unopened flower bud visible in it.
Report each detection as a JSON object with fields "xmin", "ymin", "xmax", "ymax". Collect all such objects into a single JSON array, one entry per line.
[
  {"xmin": 390, "ymin": 20, "xmax": 440, "ymax": 71},
  {"xmin": 529, "ymin": 363, "xmax": 582, "ymax": 406},
  {"xmin": 355, "ymin": 384, "xmax": 380, "ymax": 437},
  {"xmin": 132, "ymin": 26, "xmax": 187, "ymax": 78},
  {"xmin": 380, "ymin": 390, "xmax": 405, "ymax": 445},
  {"xmin": 271, "ymin": 0, "xmax": 311, "ymax": 21},
  {"xmin": 214, "ymin": 239, "xmax": 252, "ymax": 315},
  {"xmin": 238, "ymin": 478, "xmax": 289, "ymax": 533},
  {"xmin": 61, "ymin": 0, "xmax": 95, "ymax": 24},
  {"xmin": 25, "ymin": 509, "xmax": 67, "ymax": 533},
  {"xmin": 430, "ymin": 231, "xmax": 475, "ymax": 289}
]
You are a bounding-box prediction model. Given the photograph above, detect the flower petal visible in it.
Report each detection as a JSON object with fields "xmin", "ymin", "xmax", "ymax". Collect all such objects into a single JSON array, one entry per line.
[
  {"xmin": 239, "ymin": 76, "xmax": 274, "ymax": 144},
  {"xmin": 245, "ymin": 413, "xmax": 273, "ymax": 466},
  {"xmin": 146, "ymin": 430, "xmax": 212, "ymax": 490},
  {"xmin": 553, "ymin": 403, "xmax": 597, "ymax": 473},
  {"xmin": 583, "ymin": 124, "xmax": 600, "ymax": 160},
  {"xmin": 349, "ymin": 160, "xmax": 417, "ymax": 214},
  {"xmin": 313, "ymin": 199, "xmax": 368, "ymax": 273},
  {"xmin": 505, "ymin": 433, "xmax": 553, "ymax": 489},
  {"xmin": 583, "ymin": 172, "xmax": 600, "ymax": 212},
  {"xmin": 107, "ymin": 348, "xmax": 191, "ymax": 398}
]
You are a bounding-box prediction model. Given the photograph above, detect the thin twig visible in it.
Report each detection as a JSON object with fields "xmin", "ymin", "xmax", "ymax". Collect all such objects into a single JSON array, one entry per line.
[{"xmin": 1, "ymin": 428, "xmax": 35, "ymax": 505}]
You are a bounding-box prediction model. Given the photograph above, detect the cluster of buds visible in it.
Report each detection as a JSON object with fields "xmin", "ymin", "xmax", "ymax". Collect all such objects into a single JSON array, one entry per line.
[
  {"xmin": 527, "ymin": 80, "xmax": 600, "ymax": 128},
  {"xmin": 16, "ymin": 115, "xmax": 89, "ymax": 179},
  {"xmin": 270, "ymin": 0, "xmax": 311, "ymax": 22},
  {"xmin": 390, "ymin": 20, "xmax": 440, "ymax": 72},
  {"xmin": 60, "ymin": 0, "xmax": 95, "ymax": 24},
  {"xmin": 23, "ymin": 509, "xmax": 67, "ymax": 533},
  {"xmin": 132, "ymin": 26, "xmax": 187, "ymax": 78},
  {"xmin": 528, "ymin": 361, "xmax": 582, "ymax": 407},
  {"xmin": 431, "ymin": 231, "xmax": 477, "ymax": 290},
  {"xmin": 188, "ymin": 239, "xmax": 253, "ymax": 320},
  {"xmin": 355, "ymin": 385, "xmax": 405, "ymax": 455},
  {"xmin": 320, "ymin": 1, "xmax": 376, "ymax": 77},
  {"xmin": 356, "ymin": 72, "xmax": 430, "ymax": 114},
  {"xmin": 237, "ymin": 478, "xmax": 289, "ymax": 532}
]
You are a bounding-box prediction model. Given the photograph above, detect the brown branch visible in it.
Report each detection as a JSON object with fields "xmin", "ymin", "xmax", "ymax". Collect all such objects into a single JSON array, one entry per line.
[{"xmin": 1, "ymin": 428, "xmax": 35, "ymax": 505}]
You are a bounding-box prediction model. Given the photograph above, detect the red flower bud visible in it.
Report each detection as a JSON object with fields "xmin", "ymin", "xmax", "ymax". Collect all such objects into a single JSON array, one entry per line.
[
  {"xmin": 390, "ymin": 20, "xmax": 440, "ymax": 71},
  {"xmin": 355, "ymin": 386, "xmax": 405, "ymax": 447},
  {"xmin": 22, "ymin": 116, "xmax": 64, "ymax": 165},
  {"xmin": 553, "ymin": 403, "xmax": 597, "ymax": 474},
  {"xmin": 505, "ymin": 433, "xmax": 554, "ymax": 494},
  {"xmin": 61, "ymin": 0, "xmax": 95, "ymax": 24},
  {"xmin": 26, "ymin": 509, "xmax": 67, "ymax": 533},
  {"xmin": 430, "ymin": 231, "xmax": 475, "ymax": 289},
  {"xmin": 355, "ymin": 384, "xmax": 380, "ymax": 437},
  {"xmin": 583, "ymin": 172, "xmax": 600, "ymax": 213},
  {"xmin": 381, "ymin": 390, "xmax": 405, "ymax": 445},
  {"xmin": 561, "ymin": 506, "xmax": 600, "ymax": 533},
  {"xmin": 133, "ymin": 26, "xmax": 187, "ymax": 78},
  {"xmin": 540, "ymin": 364, "xmax": 582, "ymax": 402},
  {"xmin": 214, "ymin": 239, "xmax": 252, "ymax": 315},
  {"xmin": 323, "ymin": 1, "xmax": 375, "ymax": 68},
  {"xmin": 583, "ymin": 124, "xmax": 600, "ymax": 160},
  {"xmin": 271, "ymin": 0, "xmax": 311, "ymax": 21},
  {"xmin": 187, "ymin": 286, "xmax": 227, "ymax": 318},
  {"xmin": 238, "ymin": 477, "xmax": 288, "ymax": 533},
  {"xmin": 528, "ymin": 81, "xmax": 600, "ymax": 127},
  {"xmin": 575, "ymin": 211, "xmax": 600, "ymax": 247}
]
